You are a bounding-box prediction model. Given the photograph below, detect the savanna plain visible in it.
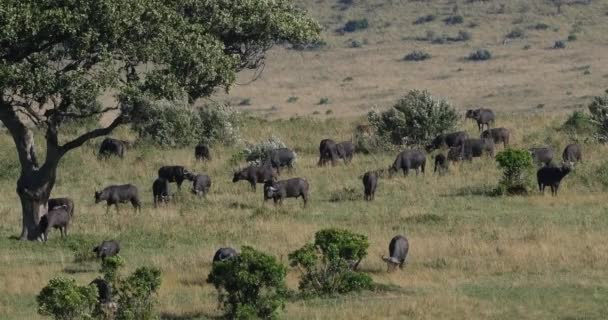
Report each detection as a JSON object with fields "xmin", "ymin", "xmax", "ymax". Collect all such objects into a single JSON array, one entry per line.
[{"xmin": 2, "ymin": 0, "xmax": 608, "ymax": 319}]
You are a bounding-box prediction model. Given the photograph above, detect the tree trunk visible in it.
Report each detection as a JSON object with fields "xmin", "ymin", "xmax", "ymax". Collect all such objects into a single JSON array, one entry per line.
[{"xmin": 17, "ymin": 167, "xmax": 57, "ymax": 240}]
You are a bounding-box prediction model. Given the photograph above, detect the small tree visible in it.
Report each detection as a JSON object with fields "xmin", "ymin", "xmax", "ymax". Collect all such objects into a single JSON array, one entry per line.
[
  {"xmin": 288, "ymin": 229, "xmax": 372, "ymax": 296},
  {"xmin": 116, "ymin": 267, "xmax": 162, "ymax": 320},
  {"xmin": 100, "ymin": 255, "xmax": 125, "ymax": 288},
  {"xmin": 369, "ymin": 90, "xmax": 459, "ymax": 145},
  {"xmin": 37, "ymin": 278, "xmax": 98, "ymax": 320},
  {"xmin": 207, "ymin": 246, "xmax": 287, "ymax": 319},
  {"xmin": 588, "ymin": 93, "xmax": 608, "ymax": 142},
  {"xmin": 495, "ymin": 149, "xmax": 534, "ymax": 195}
]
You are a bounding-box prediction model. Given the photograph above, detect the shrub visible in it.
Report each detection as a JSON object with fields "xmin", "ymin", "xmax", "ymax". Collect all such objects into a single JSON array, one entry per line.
[
  {"xmin": 37, "ymin": 278, "xmax": 98, "ymax": 320},
  {"xmin": 468, "ymin": 49, "xmax": 492, "ymax": 61},
  {"xmin": 287, "ymin": 96, "xmax": 299, "ymax": 103},
  {"xmin": 132, "ymin": 98, "xmax": 240, "ymax": 147},
  {"xmin": 116, "ymin": 267, "xmax": 162, "ymax": 320},
  {"xmin": 288, "ymin": 229, "xmax": 372, "ymax": 296},
  {"xmin": 329, "ymin": 187, "xmax": 360, "ymax": 202},
  {"xmin": 242, "ymin": 136, "xmax": 295, "ymax": 165},
  {"xmin": 343, "ymin": 19, "xmax": 369, "ymax": 33},
  {"xmin": 444, "ymin": 15, "xmax": 464, "ymax": 25},
  {"xmin": 319, "ymin": 97, "xmax": 331, "ymax": 105},
  {"xmin": 207, "ymin": 246, "xmax": 287, "ymax": 319},
  {"xmin": 532, "ymin": 23, "xmax": 550, "ymax": 30},
  {"xmin": 554, "ymin": 40, "xmax": 566, "ymax": 49},
  {"xmin": 506, "ymin": 28, "xmax": 525, "ymax": 39},
  {"xmin": 101, "ymin": 255, "xmax": 125, "ymax": 286},
  {"xmin": 454, "ymin": 30, "xmax": 471, "ymax": 41},
  {"xmin": 568, "ymin": 34, "xmax": 577, "ymax": 41},
  {"xmin": 369, "ymin": 90, "xmax": 459, "ymax": 146},
  {"xmin": 403, "ymin": 50, "xmax": 431, "ymax": 61},
  {"xmin": 495, "ymin": 149, "xmax": 534, "ymax": 195},
  {"xmin": 414, "ymin": 14, "xmax": 436, "ymax": 25},
  {"xmin": 588, "ymin": 93, "xmax": 608, "ymax": 142},
  {"xmin": 353, "ymin": 122, "xmax": 394, "ymax": 154},
  {"xmin": 562, "ymin": 111, "xmax": 595, "ymax": 136},
  {"xmin": 239, "ymin": 98, "xmax": 252, "ymax": 106}
]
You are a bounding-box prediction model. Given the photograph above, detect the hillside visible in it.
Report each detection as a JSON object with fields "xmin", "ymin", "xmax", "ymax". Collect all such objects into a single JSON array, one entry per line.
[{"xmin": 220, "ymin": 0, "xmax": 608, "ymax": 118}]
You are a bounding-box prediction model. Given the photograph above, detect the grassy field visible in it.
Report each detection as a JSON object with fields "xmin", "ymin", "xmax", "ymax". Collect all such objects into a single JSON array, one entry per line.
[{"xmin": 2, "ymin": 0, "xmax": 608, "ymax": 319}]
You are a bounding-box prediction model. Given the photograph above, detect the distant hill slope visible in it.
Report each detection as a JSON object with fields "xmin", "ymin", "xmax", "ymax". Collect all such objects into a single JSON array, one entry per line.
[{"xmin": 216, "ymin": 0, "xmax": 608, "ymax": 118}]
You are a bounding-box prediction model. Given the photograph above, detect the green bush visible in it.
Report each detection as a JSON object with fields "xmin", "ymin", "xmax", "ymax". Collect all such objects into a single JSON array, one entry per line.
[
  {"xmin": 116, "ymin": 267, "xmax": 162, "ymax": 320},
  {"xmin": 414, "ymin": 14, "xmax": 436, "ymax": 25},
  {"xmin": 37, "ymin": 278, "xmax": 98, "ymax": 320},
  {"xmin": 506, "ymin": 28, "xmax": 525, "ymax": 39},
  {"xmin": 468, "ymin": 49, "xmax": 492, "ymax": 61},
  {"xmin": 554, "ymin": 40, "xmax": 566, "ymax": 49},
  {"xmin": 100, "ymin": 255, "xmax": 125, "ymax": 287},
  {"xmin": 562, "ymin": 111, "xmax": 595, "ymax": 136},
  {"xmin": 403, "ymin": 50, "xmax": 431, "ymax": 61},
  {"xmin": 444, "ymin": 15, "xmax": 464, "ymax": 25},
  {"xmin": 495, "ymin": 149, "xmax": 534, "ymax": 195},
  {"xmin": 588, "ymin": 93, "xmax": 608, "ymax": 142},
  {"xmin": 242, "ymin": 136, "xmax": 296, "ymax": 165},
  {"xmin": 369, "ymin": 90, "xmax": 459, "ymax": 146},
  {"xmin": 288, "ymin": 229, "xmax": 372, "ymax": 296},
  {"xmin": 132, "ymin": 98, "xmax": 240, "ymax": 147},
  {"xmin": 343, "ymin": 19, "xmax": 369, "ymax": 33},
  {"xmin": 207, "ymin": 246, "xmax": 287, "ymax": 319}
]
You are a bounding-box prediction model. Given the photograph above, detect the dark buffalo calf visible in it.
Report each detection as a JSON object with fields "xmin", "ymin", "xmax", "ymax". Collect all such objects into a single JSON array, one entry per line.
[
  {"xmin": 362, "ymin": 171, "xmax": 378, "ymax": 201},
  {"xmin": 152, "ymin": 178, "xmax": 170, "ymax": 207},
  {"xmin": 462, "ymin": 138, "xmax": 494, "ymax": 160},
  {"xmin": 426, "ymin": 131, "xmax": 469, "ymax": 152},
  {"xmin": 90, "ymin": 278, "xmax": 112, "ymax": 304},
  {"xmin": 529, "ymin": 147, "xmax": 554, "ymax": 166},
  {"xmin": 213, "ymin": 247, "xmax": 238, "ymax": 262},
  {"xmin": 38, "ymin": 207, "xmax": 71, "ymax": 241},
  {"xmin": 266, "ymin": 148, "xmax": 296, "ymax": 175},
  {"xmin": 382, "ymin": 235, "xmax": 409, "ymax": 271},
  {"xmin": 318, "ymin": 139, "xmax": 340, "ymax": 166},
  {"xmin": 434, "ymin": 153, "xmax": 448, "ymax": 174},
  {"xmin": 98, "ymin": 138, "xmax": 126, "ymax": 159},
  {"xmin": 481, "ymin": 127, "xmax": 510, "ymax": 148},
  {"xmin": 562, "ymin": 144, "xmax": 582, "ymax": 163},
  {"xmin": 264, "ymin": 178, "xmax": 309, "ymax": 207},
  {"xmin": 466, "ymin": 108, "xmax": 495, "ymax": 132},
  {"xmin": 537, "ymin": 164, "xmax": 571, "ymax": 196},
  {"xmin": 389, "ymin": 150, "xmax": 426, "ymax": 176},
  {"xmin": 191, "ymin": 174, "xmax": 212, "ymax": 197},
  {"xmin": 48, "ymin": 197, "xmax": 74, "ymax": 217},
  {"xmin": 158, "ymin": 166, "xmax": 191, "ymax": 189},
  {"xmin": 233, "ymin": 164, "xmax": 277, "ymax": 191},
  {"xmin": 195, "ymin": 144, "xmax": 211, "ymax": 161},
  {"xmin": 93, "ymin": 240, "xmax": 121, "ymax": 260},
  {"xmin": 95, "ymin": 184, "xmax": 141, "ymax": 213}
]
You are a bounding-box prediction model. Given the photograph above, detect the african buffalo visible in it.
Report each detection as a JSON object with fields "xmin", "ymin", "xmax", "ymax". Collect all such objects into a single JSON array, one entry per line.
[
  {"xmin": 232, "ymin": 164, "xmax": 277, "ymax": 191},
  {"xmin": 38, "ymin": 206, "xmax": 71, "ymax": 241},
  {"xmin": 265, "ymin": 148, "xmax": 296, "ymax": 175},
  {"xmin": 389, "ymin": 150, "xmax": 426, "ymax": 176},
  {"xmin": 191, "ymin": 174, "xmax": 211, "ymax": 197},
  {"xmin": 382, "ymin": 235, "xmax": 409, "ymax": 271},
  {"xmin": 158, "ymin": 166, "xmax": 192, "ymax": 190},
  {"xmin": 93, "ymin": 240, "xmax": 121, "ymax": 260},
  {"xmin": 152, "ymin": 178, "xmax": 170, "ymax": 207},
  {"xmin": 434, "ymin": 153, "xmax": 448, "ymax": 174},
  {"xmin": 362, "ymin": 171, "xmax": 378, "ymax": 201},
  {"xmin": 264, "ymin": 178, "xmax": 309, "ymax": 207},
  {"xmin": 466, "ymin": 108, "xmax": 495, "ymax": 132},
  {"xmin": 462, "ymin": 138, "xmax": 494, "ymax": 160},
  {"xmin": 213, "ymin": 247, "xmax": 239, "ymax": 262},
  {"xmin": 195, "ymin": 144, "xmax": 211, "ymax": 161},
  {"xmin": 98, "ymin": 138, "xmax": 126, "ymax": 159},
  {"xmin": 94, "ymin": 184, "xmax": 141, "ymax": 213},
  {"xmin": 447, "ymin": 146, "xmax": 463, "ymax": 163},
  {"xmin": 426, "ymin": 131, "xmax": 469, "ymax": 152},
  {"xmin": 537, "ymin": 164, "xmax": 571, "ymax": 196},
  {"xmin": 529, "ymin": 147, "xmax": 554, "ymax": 166},
  {"xmin": 562, "ymin": 144, "xmax": 582, "ymax": 163},
  {"xmin": 337, "ymin": 141, "xmax": 354, "ymax": 164},
  {"xmin": 481, "ymin": 127, "xmax": 510, "ymax": 148},
  {"xmin": 48, "ymin": 197, "xmax": 74, "ymax": 217}
]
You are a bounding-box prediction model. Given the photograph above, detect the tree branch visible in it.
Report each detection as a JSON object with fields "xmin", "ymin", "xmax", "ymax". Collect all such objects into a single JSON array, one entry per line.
[{"xmin": 61, "ymin": 115, "xmax": 124, "ymax": 152}]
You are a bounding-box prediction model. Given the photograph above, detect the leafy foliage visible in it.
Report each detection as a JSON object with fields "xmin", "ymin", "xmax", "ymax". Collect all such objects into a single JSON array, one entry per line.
[
  {"xmin": 116, "ymin": 267, "xmax": 162, "ymax": 320},
  {"xmin": 288, "ymin": 229, "xmax": 372, "ymax": 296},
  {"xmin": 562, "ymin": 111, "xmax": 595, "ymax": 136},
  {"xmin": 588, "ymin": 94, "xmax": 608, "ymax": 143},
  {"xmin": 369, "ymin": 90, "xmax": 459, "ymax": 145},
  {"xmin": 495, "ymin": 149, "xmax": 534, "ymax": 195},
  {"xmin": 343, "ymin": 19, "xmax": 369, "ymax": 32},
  {"xmin": 242, "ymin": 136, "xmax": 295, "ymax": 165},
  {"xmin": 207, "ymin": 246, "xmax": 287, "ymax": 319},
  {"xmin": 554, "ymin": 40, "xmax": 567, "ymax": 49},
  {"xmin": 468, "ymin": 49, "xmax": 492, "ymax": 61},
  {"xmin": 404, "ymin": 50, "xmax": 431, "ymax": 61},
  {"xmin": 100, "ymin": 255, "xmax": 125, "ymax": 287},
  {"xmin": 37, "ymin": 278, "xmax": 98, "ymax": 320}
]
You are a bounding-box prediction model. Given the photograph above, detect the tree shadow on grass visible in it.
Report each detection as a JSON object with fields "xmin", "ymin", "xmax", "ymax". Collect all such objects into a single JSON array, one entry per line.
[
  {"xmin": 445, "ymin": 185, "xmax": 500, "ymax": 197},
  {"xmin": 160, "ymin": 311, "xmax": 221, "ymax": 320}
]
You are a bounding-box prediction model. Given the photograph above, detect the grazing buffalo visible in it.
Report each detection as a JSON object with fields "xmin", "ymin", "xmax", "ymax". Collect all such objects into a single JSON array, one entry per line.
[
  {"xmin": 98, "ymin": 138, "xmax": 126, "ymax": 159},
  {"xmin": 232, "ymin": 164, "xmax": 277, "ymax": 191},
  {"xmin": 529, "ymin": 147, "xmax": 554, "ymax": 166},
  {"xmin": 191, "ymin": 174, "xmax": 212, "ymax": 197},
  {"xmin": 382, "ymin": 235, "xmax": 409, "ymax": 271},
  {"xmin": 152, "ymin": 178, "xmax": 170, "ymax": 207},
  {"xmin": 481, "ymin": 127, "xmax": 510, "ymax": 148},
  {"xmin": 265, "ymin": 148, "xmax": 296, "ymax": 175},
  {"xmin": 264, "ymin": 178, "xmax": 309, "ymax": 207},
  {"xmin": 434, "ymin": 153, "xmax": 448, "ymax": 174},
  {"xmin": 93, "ymin": 240, "xmax": 121, "ymax": 260},
  {"xmin": 426, "ymin": 131, "xmax": 469, "ymax": 152},
  {"xmin": 337, "ymin": 141, "xmax": 355, "ymax": 164},
  {"xmin": 462, "ymin": 138, "xmax": 495, "ymax": 160},
  {"xmin": 537, "ymin": 164, "xmax": 572, "ymax": 196},
  {"xmin": 48, "ymin": 197, "xmax": 74, "ymax": 217},
  {"xmin": 195, "ymin": 144, "xmax": 211, "ymax": 161},
  {"xmin": 562, "ymin": 144, "xmax": 582, "ymax": 163},
  {"xmin": 158, "ymin": 166, "xmax": 192, "ymax": 190},
  {"xmin": 447, "ymin": 146, "xmax": 464, "ymax": 163},
  {"xmin": 90, "ymin": 278, "xmax": 112, "ymax": 304},
  {"xmin": 389, "ymin": 150, "xmax": 426, "ymax": 176},
  {"xmin": 362, "ymin": 171, "xmax": 379, "ymax": 201},
  {"xmin": 38, "ymin": 206, "xmax": 71, "ymax": 241},
  {"xmin": 213, "ymin": 247, "xmax": 239, "ymax": 262},
  {"xmin": 318, "ymin": 139, "xmax": 339, "ymax": 166},
  {"xmin": 94, "ymin": 184, "xmax": 141, "ymax": 213},
  {"xmin": 466, "ymin": 108, "xmax": 495, "ymax": 132}
]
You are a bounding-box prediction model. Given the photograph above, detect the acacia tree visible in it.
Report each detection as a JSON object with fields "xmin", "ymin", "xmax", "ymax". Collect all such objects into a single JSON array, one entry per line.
[{"xmin": 0, "ymin": 0, "xmax": 320, "ymax": 240}]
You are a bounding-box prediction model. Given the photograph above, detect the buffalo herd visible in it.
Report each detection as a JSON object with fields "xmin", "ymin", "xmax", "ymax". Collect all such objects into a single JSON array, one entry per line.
[{"xmin": 40, "ymin": 107, "xmax": 584, "ymax": 276}]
